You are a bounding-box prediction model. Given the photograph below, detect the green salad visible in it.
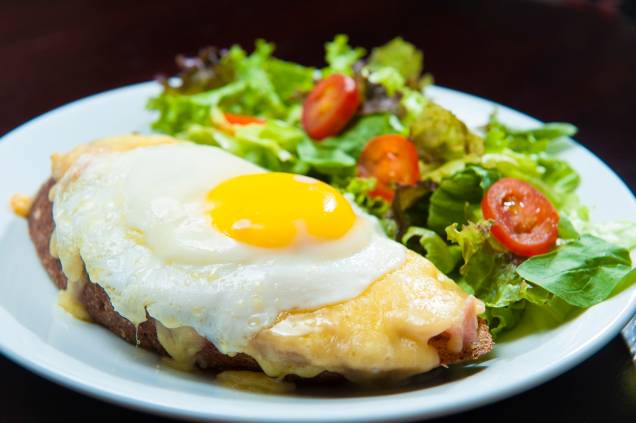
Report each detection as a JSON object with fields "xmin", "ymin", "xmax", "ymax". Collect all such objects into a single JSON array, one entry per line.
[{"xmin": 147, "ymin": 35, "xmax": 636, "ymax": 337}]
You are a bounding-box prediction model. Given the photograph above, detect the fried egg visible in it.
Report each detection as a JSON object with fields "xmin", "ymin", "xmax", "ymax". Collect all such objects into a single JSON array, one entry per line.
[{"xmin": 51, "ymin": 140, "xmax": 405, "ymax": 356}]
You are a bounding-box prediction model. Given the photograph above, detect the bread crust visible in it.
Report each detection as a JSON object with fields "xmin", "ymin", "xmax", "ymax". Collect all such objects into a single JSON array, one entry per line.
[{"xmin": 28, "ymin": 178, "xmax": 493, "ymax": 380}]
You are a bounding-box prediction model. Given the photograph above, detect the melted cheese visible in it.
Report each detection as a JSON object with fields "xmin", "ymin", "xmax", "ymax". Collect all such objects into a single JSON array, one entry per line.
[
  {"xmin": 57, "ymin": 282, "xmax": 91, "ymax": 322},
  {"xmin": 155, "ymin": 321, "xmax": 207, "ymax": 371},
  {"xmin": 246, "ymin": 251, "xmax": 478, "ymax": 383},
  {"xmin": 216, "ymin": 371, "xmax": 295, "ymax": 394},
  {"xmin": 50, "ymin": 134, "xmax": 176, "ymax": 182},
  {"xmin": 10, "ymin": 193, "xmax": 32, "ymax": 217}
]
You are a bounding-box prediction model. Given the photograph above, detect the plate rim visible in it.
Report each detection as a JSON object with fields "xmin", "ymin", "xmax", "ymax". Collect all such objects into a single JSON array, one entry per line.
[{"xmin": 0, "ymin": 81, "xmax": 634, "ymax": 423}]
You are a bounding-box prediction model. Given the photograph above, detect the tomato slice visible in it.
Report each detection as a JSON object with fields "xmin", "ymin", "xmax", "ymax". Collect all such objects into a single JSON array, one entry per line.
[
  {"xmin": 356, "ymin": 135, "xmax": 421, "ymax": 202},
  {"xmin": 224, "ymin": 113, "xmax": 265, "ymax": 125},
  {"xmin": 302, "ymin": 74, "xmax": 360, "ymax": 140},
  {"xmin": 481, "ymin": 178, "xmax": 559, "ymax": 257}
]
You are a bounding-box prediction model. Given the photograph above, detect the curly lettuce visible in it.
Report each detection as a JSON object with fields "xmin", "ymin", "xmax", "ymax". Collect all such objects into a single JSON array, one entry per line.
[
  {"xmin": 323, "ymin": 34, "xmax": 365, "ymax": 77},
  {"xmin": 411, "ymin": 101, "xmax": 485, "ymax": 165}
]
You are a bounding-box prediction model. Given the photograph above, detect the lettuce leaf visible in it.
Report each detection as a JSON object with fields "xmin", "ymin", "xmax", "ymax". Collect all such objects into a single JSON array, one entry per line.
[
  {"xmin": 339, "ymin": 177, "xmax": 391, "ymax": 218},
  {"xmin": 480, "ymin": 151, "xmax": 581, "ymax": 210},
  {"xmin": 182, "ymin": 118, "xmax": 309, "ymax": 173},
  {"xmin": 147, "ymin": 93, "xmax": 218, "ymax": 135},
  {"xmin": 426, "ymin": 165, "xmax": 500, "ymax": 234},
  {"xmin": 445, "ymin": 220, "xmax": 577, "ymax": 336},
  {"xmin": 362, "ymin": 37, "xmax": 424, "ymax": 96},
  {"xmin": 402, "ymin": 226, "xmax": 461, "ymax": 274},
  {"xmin": 446, "ymin": 221, "xmax": 521, "ymax": 305},
  {"xmin": 338, "ymin": 177, "xmax": 396, "ymax": 237},
  {"xmin": 392, "ymin": 181, "xmax": 437, "ymax": 237},
  {"xmin": 298, "ymin": 114, "xmax": 401, "ymax": 176},
  {"xmin": 485, "ymin": 112, "xmax": 577, "ymax": 153},
  {"xmin": 411, "ymin": 101, "xmax": 484, "ymax": 164},
  {"xmin": 516, "ymin": 235, "xmax": 635, "ymax": 307},
  {"xmin": 575, "ymin": 220, "xmax": 636, "ymax": 253},
  {"xmin": 359, "ymin": 37, "xmax": 430, "ymax": 126},
  {"xmin": 484, "ymin": 301, "xmax": 526, "ymax": 337},
  {"xmin": 219, "ymin": 41, "xmax": 285, "ymax": 116},
  {"xmin": 265, "ymin": 58, "xmax": 316, "ymax": 103},
  {"xmin": 148, "ymin": 40, "xmax": 316, "ymax": 134},
  {"xmin": 323, "ymin": 34, "xmax": 366, "ymax": 76},
  {"xmin": 367, "ymin": 37, "xmax": 423, "ymax": 86}
]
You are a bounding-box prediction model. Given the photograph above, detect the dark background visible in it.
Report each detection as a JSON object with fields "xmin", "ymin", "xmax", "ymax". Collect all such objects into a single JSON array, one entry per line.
[{"xmin": 1, "ymin": 0, "xmax": 635, "ymax": 421}]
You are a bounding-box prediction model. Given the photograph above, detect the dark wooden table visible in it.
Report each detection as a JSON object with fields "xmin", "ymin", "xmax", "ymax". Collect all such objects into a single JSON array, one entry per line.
[{"xmin": 2, "ymin": 0, "xmax": 635, "ymax": 421}]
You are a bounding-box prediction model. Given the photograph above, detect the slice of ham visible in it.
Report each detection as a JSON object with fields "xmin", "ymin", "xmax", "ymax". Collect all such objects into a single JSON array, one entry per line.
[{"xmin": 443, "ymin": 296, "xmax": 485, "ymax": 354}]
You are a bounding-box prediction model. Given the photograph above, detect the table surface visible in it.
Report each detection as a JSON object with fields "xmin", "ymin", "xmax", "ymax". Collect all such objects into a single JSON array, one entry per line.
[{"xmin": 1, "ymin": 0, "xmax": 635, "ymax": 421}]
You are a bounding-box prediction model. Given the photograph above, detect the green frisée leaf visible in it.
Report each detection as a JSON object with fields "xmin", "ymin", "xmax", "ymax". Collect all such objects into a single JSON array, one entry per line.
[
  {"xmin": 402, "ymin": 227, "xmax": 461, "ymax": 274},
  {"xmin": 147, "ymin": 94, "xmax": 216, "ymax": 134},
  {"xmin": 365, "ymin": 67, "xmax": 405, "ymax": 97},
  {"xmin": 339, "ymin": 177, "xmax": 391, "ymax": 218},
  {"xmin": 218, "ymin": 40, "xmax": 286, "ymax": 117},
  {"xmin": 445, "ymin": 220, "xmax": 577, "ymax": 336},
  {"xmin": 411, "ymin": 101, "xmax": 484, "ymax": 164},
  {"xmin": 516, "ymin": 235, "xmax": 635, "ymax": 307},
  {"xmin": 148, "ymin": 40, "xmax": 317, "ymax": 134},
  {"xmin": 182, "ymin": 118, "xmax": 309, "ymax": 173},
  {"xmin": 367, "ymin": 37, "xmax": 423, "ymax": 85},
  {"xmin": 445, "ymin": 221, "xmax": 525, "ymax": 306},
  {"xmin": 445, "ymin": 221, "xmax": 530, "ymax": 333},
  {"xmin": 360, "ymin": 38, "xmax": 428, "ymax": 116},
  {"xmin": 324, "ymin": 34, "xmax": 366, "ymax": 76},
  {"xmin": 400, "ymin": 87, "xmax": 428, "ymax": 125}
]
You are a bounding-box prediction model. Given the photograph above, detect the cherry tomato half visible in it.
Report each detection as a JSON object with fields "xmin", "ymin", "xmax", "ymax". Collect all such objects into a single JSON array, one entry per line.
[
  {"xmin": 302, "ymin": 74, "xmax": 360, "ymax": 140},
  {"xmin": 224, "ymin": 113, "xmax": 265, "ymax": 125},
  {"xmin": 357, "ymin": 134, "xmax": 421, "ymax": 202},
  {"xmin": 481, "ymin": 178, "xmax": 559, "ymax": 257}
]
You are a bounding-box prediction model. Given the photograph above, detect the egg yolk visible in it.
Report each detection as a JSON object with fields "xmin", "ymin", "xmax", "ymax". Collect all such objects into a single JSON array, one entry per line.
[{"xmin": 206, "ymin": 173, "xmax": 356, "ymax": 248}]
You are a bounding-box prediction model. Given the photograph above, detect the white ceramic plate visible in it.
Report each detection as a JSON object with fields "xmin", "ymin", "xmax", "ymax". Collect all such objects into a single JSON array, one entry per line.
[{"xmin": 0, "ymin": 82, "xmax": 634, "ymax": 422}]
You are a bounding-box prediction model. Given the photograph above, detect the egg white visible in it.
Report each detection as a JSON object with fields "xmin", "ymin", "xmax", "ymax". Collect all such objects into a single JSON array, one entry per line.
[{"xmin": 51, "ymin": 143, "xmax": 406, "ymax": 355}]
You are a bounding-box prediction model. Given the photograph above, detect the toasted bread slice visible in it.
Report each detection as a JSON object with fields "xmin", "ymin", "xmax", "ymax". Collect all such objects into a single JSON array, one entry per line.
[{"xmin": 28, "ymin": 178, "xmax": 493, "ymax": 381}]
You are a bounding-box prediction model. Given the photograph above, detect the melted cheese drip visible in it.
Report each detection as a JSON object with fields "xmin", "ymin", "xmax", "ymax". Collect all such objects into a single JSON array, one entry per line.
[
  {"xmin": 155, "ymin": 322, "xmax": 207, "ymax": 371},
  {"xmin": 10, "ymin": 193, "xmax": 32, "ymax": 217},
  {"xmin": 58, "ymin": 288, "xmax": 91, "ymax": 322},
  {"xmin": 246, "ymin": 251, "xmax": 476, "ymax": 383},
  {"xmin": 216, "ymin": 371, "xmax": 295, "ymax": 394}
]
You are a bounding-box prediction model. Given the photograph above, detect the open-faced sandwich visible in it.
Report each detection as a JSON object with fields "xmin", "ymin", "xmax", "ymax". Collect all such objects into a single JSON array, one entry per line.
[
  {"xmin": 20, "ymin": 35, "xmax": 635, "ymax": 388},
  {"xmin": 28, "ymin": 135, "xmax": 492, "ymax": 384}
]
